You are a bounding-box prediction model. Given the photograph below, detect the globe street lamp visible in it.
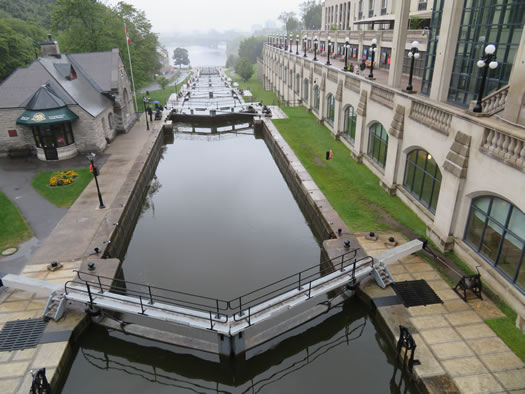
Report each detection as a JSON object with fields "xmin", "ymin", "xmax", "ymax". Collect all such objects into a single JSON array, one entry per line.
[
  {"xmin": 296, "ymin": 34, "xmax": 299, "ymax": 55},
  {"xmin": 142, "ymin": 96, "xmax": 150, "ymax": 131},
  {"xmin": 314, "ymin": 36, "xmax": 318, "ymax": 61},
  {"xmin": 473, "ymin": 44, "xmax": 498, "ymax": 113},
  {"xmin": 326, "ymin": 36, "xmax": 332, "ymax": 66},
  {"xmin": 368, "ymin": 38, "xmax": 377, "ymax": 79},
  {"xmin": 86, "ymin": 152, "xmax": 105, "ymax": 209},
  {"xmin": 343, "ymin": 37, "xmax": 350, "ymax": 71},
  {"xmin": 289, "ymin": 33, "xmax": 293, "ymax": 53},
  {"xmin": 303, "ymin": 36, "xmax": 308, "ymax": 57},
  {"xmin": 405, "ymin": 40, "xmax": 420, "ymax": 92}
]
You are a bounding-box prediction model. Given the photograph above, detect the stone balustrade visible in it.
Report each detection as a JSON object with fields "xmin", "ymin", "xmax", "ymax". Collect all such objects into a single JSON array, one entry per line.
[
  {"xmin": 370, "ymin": 85, "xmax": 395, "ymax": 108},
  {"xmin": 409, "ymin": 100, "xmax": 452, "ymax": 135},
  {"xmin": 481, "ymin": 128, "xmax": 525, "ymax": 171},
  {"xmin": 345, "ymin": 75, "xmax": 360, "ymax": 93},
  {"xmin": 328, "ymin": 69, "xmax": 338, "ymax": 82},
  {"xmin": 474, "ymin": 85, "xmax": 509, "ymax": 115}
]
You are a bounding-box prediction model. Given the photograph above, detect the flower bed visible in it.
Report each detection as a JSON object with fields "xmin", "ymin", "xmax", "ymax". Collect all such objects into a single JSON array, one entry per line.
[{"xmin": 49, "ymin": 170, "xmax": 79, "ymax": 187}]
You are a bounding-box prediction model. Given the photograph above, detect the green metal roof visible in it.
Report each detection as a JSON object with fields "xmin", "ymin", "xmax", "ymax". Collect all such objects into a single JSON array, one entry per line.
[{"xmin": 16, "ymin": 107, "xmax": 78, "ymax": 125}]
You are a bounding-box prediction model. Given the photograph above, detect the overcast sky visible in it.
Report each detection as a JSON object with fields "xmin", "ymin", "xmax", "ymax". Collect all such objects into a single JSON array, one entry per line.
[{"xmin": 104, "ymin": 0, "xmax": 301, "ymax": 35}]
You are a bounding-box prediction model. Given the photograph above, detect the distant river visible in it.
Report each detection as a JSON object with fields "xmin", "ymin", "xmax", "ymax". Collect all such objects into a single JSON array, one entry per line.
[{"xmin": 164, "ymin": 44, "xmax": 227, "ymax": 67}]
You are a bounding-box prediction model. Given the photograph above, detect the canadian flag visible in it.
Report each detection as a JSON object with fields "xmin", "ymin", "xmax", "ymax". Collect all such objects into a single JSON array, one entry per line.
[{"xmin": 125, "ymin": 24, "xmax": 130, "ymax": 45}]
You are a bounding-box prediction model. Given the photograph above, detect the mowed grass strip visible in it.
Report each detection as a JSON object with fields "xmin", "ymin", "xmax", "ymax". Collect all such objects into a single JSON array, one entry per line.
[
  {"xmin": 274, "ymin": 106, "xmax": 426, "ymax": 235},
  {"xmin": 32, "ymin": 168, "xmax": 92, "ymax": 208},
  {"xmin": 0, "ymin": 190, "xmax": 32, "ymax": 251}
]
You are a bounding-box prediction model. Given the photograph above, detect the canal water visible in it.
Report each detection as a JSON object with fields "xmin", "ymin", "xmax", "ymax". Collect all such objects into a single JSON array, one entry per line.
[
  {"xmin": 165, "ymin": 44, "xmax": 227, "ymax": 67},
  {"xmin": 61, "ymin": 124, "xmax": 416, "ymax": 393}
]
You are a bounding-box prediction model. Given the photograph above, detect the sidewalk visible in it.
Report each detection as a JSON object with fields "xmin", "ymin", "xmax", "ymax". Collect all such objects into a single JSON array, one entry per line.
[{"xmin": 358, "ymin": 233, "xmax": 525, "ymax": 393}]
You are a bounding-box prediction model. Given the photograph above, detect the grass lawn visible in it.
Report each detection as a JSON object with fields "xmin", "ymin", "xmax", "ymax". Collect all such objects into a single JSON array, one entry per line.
[
  {"xmin": 227, "ymin": 71, "xmax": 281, "ymax": 105},
  {"xmin": 32, "ymin": 168, "xmax": 92, "ymax": 208},
  {"xmin": 0, "ymin": 190, "xmax": 32, "ymax": 251},
  {"xmin": 136, "ymin": 72, "xmax": 192, "ymax": 111}
]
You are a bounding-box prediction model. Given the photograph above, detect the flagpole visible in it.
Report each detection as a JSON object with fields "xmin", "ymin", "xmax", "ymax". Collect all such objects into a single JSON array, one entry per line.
[{"xmin": 125, "ymin": 23, "xmax": 139, "ymax": 112}]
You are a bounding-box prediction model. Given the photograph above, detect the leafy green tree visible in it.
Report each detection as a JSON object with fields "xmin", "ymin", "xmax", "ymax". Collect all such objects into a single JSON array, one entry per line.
[
  {"xmin": 0, "ymin": 0, "xmax": 55, "ymax": 27},
  {"xmin": 278, "ymin": 11, "xmax": 301, "ymax": 33},
  {"xmin": 0, "ymin": 17, "xmax": 46, "ymax": 81},
  {"xmin": 238, "ymin": 36, "xmax": 265, "ymax": 64},
  {"xmin": 157, "ymin": 75, "xmax": 169, "ymax": 89},
  {"xmin": 173, "ymin": 47, "xmax": 189, "ymax": 68},
  {"xmin": 225, "ymin": 54, "xmax": 238, "ymax": 68},
  {"xmin": 300, "ymin": 1, "xmax": 322, "ymax": 29},
  {"xmin": 235, "ymin": 57, "xmax": 253, "ymax": 81}
]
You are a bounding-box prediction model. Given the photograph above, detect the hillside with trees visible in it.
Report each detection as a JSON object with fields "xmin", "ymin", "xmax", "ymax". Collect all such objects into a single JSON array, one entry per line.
[{"xmin": 0, "ymin": 0, "xmax": 161, "ymax": 88}]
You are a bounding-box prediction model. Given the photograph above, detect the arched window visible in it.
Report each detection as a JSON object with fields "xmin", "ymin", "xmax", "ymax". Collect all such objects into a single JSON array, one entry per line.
[
  {"xmin": 313, "ymin": 85, "xmax": 320, "ymax": 112},
  {"xmin": 303, "ymin": 79, "xmax": 309, "ymax": 103},
  {"xmin": 296, "ymin": 73, "xmax": 300, "ymax": 94},
  {"xmin": 289, "ymin": 69, "xmax": 293, "ymax": 87},
  {"xmin": 327, "ymin": 94, "xmax": 335, "ymax": 124},
  {"xmin": 367, "ymin": 122, "xmax": 388, "ymax": 168},
  {"xmin": 122, "ymin": 89, "xmax": 129, "ymax": 118},
  {"xmin": 403, "ymin": 149, "xmax": 441, "ymax": 213},
  {"xmin": 343, "ymin": 106, "xmax": 356, "ymax": 141},
  {"xmin": 465, "ymin": 196, "xmax": 525, "ymax": 292}
]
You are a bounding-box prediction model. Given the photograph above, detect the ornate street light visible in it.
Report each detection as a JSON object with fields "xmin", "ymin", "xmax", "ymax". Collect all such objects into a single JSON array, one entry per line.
[
  {"xmin": 406, "ymin": 40, "xmax": 420, "ymax": 92},
  {"xmin": 313, "ymin": 36, "xmax": 318, "ymax": 61},
  {"xmin": 86, "ymin": 153, "xmax": 105, "ymax": 209},
  {"xmin": 289, "ymin": 33, "xmax": 293, "ymax": 53},
  {"xmin": 368, "ymin": 38, "xmax": 377, "ymax": 79},
  {"xmin": 296, "ymin": 34, "xmax": 299, "ymax": 55},
  {"xmin": 343, "ymin": 37, "xmax": 350, "ymax": 71},
  {"xmin": 326, "ymin": 36, "xmax": 332, "ymax": 66},
  {"xmin": 303, "ymin": 36, "xmax": 308, "ymax": 57},
  {"xmin": 142, "ymin": 96, "xmax": 150, "ymax": 131},
  {"xmin": 473, "ymin": 44, "xmax": 498, "ymax": 113}
]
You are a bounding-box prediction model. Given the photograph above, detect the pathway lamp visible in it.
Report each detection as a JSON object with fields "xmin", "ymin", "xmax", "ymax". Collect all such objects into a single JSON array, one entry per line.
[
  {"xmin": 368, "ymin": 38, "xmax": 377, "ymax": 79},
  {"xmin": 296, "ymin": 34, "xmax": 299, "ymax": 55},
  {"xmin": 86, "ymin": 153, "xmax": 105, "ymax": 209},
  {"xmin": 303, "ymin": 36, "xmax": 308, "ymax": 57},
  {"xmin": 343, "ymin": 37, "xmax": 350, "ymax": 71},
  {"xmin": 473, "ymin": 44, "xmax": 498, "ymax": 113},
  {"xmin": 326, "ymin": 36, "xmax": 332, "ymax": 66},
  {"xmin": 313, "ymin": 36, "xmax": 318, "ymax": 61},
  {"xmin": 142, "ymin": 96, "xmax": 150, "ymax": 131},
  {"xmin": 406, "ymin": 41, "xmax": 420, "ymax": 92},
  {"xmin": 284, "ymin": 35, "xmax": 288, "ymax": 51},
  {"xmin": 289, "ymin": 33, "xmax": 293, "ymax": 53}
]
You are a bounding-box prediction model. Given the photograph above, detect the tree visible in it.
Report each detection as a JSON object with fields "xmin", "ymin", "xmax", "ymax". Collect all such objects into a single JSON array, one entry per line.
[
  {"xmin": 173, "ymin": 47, "xmax": 189, "ymax": 68},
  {"xmin": 300, "ymin": 1, "xmax": 322, "ymax": 29},
  {"xmin": 157, "ymin": 75, "xmax": 169, "ymax": 89},
  {"xmin": 278, "ymin": 11, "xmax": 301, "ymax": 33},
  {"xmin": 225, "ymin": 54, "xmax": 238, "ymax": 68},
  {"xmin": 238, "ymin": 36, "xmax": 265, "ymax": 64},
  {"xmin": 235, "ymin": 57, "xmax": 253, "ymax": 82}
]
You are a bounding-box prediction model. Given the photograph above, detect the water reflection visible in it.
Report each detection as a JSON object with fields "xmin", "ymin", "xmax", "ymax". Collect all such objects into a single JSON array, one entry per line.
[{"xmin": 63, "ymin": 299, "xmax": 415, "ymax": 393}]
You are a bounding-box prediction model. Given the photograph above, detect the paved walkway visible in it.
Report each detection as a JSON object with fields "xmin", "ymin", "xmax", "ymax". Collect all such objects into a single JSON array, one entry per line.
[
  {"xmin": 0, "ymin": 113, "xmax": 161, "ymax": 393},
  {"xmin": 358, "ymin": 233, "xmax": 525, "ymax": 393}
]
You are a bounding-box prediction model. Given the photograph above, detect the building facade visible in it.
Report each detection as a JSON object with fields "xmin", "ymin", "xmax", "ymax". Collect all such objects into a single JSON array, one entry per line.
[
  {"xmin": 0, "ymin": 38, "xmax": 135, "ymax": 160},
  {"xmin": 264, "ymin": 0, "xmax": 525, "ymax": 318}
]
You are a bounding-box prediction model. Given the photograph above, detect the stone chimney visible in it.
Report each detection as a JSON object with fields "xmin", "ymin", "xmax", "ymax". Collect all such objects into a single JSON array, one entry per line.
[{"xmin": 40, "ymin": 34, "xmax": 60, "ymax": 57}]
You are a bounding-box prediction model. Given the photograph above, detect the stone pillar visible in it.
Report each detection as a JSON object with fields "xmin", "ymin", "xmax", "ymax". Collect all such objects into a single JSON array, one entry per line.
[
  {"xmin": 429, "ymin": 0, "xmax": 465, "ymax": 102},
  {"xmin": 383, "ymin": 104, "xmax": 406, "ymax": 193},
  {"xmin": 387, "ymin": 0, "xmax": 410, "ymax": 88},
  {"xmin": 430, "ymin": 131, "xmax": 472, "ymax": 251},
  {"xmin": 353, "ymin": 90, "xmax": 368, "ymax": 160},
  {"xmin": 502, "ymin": 28, "xmax": 525, "ymax": 125},
  {"xmin": 334, "ymin": 80, "xmax": 344, "ymax": 136}
]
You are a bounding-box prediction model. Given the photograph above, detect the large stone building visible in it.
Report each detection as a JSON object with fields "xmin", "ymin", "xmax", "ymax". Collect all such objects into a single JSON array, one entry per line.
[
  {"xmin": 264, "ymin": 1, "xmax": 525, "ymax": 317},
  {"xmin": 0, "ymin": 37, "xmax": 135, "ymax": 160}
]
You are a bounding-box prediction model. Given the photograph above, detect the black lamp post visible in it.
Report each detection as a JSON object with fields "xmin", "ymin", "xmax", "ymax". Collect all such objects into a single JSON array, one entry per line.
[
  {"xmin": 289, "ymin": 34, "xmax": 293, "ymax": 53},
  {"xmin": 326, "ymin": 36, "xmax": 332, "ymax": 65},
  {"xmin": 368, "ymin": 38, "xmax": 377, "ymax": 79},
  {"xmin": 285, "ymin": 35, "xmax": 288, "ymax": 51},
  {"xmin": 473, "ymin": 44, "xmax": 498, "ymax": 113},
  {"xmin": 406, "ymin": 40, "xmax": 420, "ymax": 92},
  {"xmin": 303, "ymin": 36, "xmax": 307, "ymax": 57},
  {"xmin": 142, "ymin": 96, "xmax": 150, "ymax": 131},
  {"xmin": 313, "ymin": 36, "xmax": 318, "ymax": 61},
  {"xmin": 296, "ymin": 34, "xmax": 299, "ymax": 55},
  {"xmin": 86, "ymin": 153, "xmax": 105, "ymax": 209},
  {"xmin": 343, "ymin": 37, "xmax": 350, "ymax": 71}
]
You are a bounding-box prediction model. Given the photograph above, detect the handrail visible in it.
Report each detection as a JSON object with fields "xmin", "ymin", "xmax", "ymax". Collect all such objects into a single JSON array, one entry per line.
[{"xmin": 65, "ymin": 249, "xmax": 370, "ymax": 326}]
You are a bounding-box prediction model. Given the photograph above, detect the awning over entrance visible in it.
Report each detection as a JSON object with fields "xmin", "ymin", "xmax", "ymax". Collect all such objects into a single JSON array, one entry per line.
[{"xmin": 16, "ymin": 107, "xmax": 78, "ymax": 126}]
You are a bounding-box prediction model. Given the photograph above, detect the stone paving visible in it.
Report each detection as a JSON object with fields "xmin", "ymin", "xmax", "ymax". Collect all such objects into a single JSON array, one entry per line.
[
  {"xmin": 358, "ymin": 233, "xmax": 525, "ymax": 394},
  {"xmin": 0, "ymin": 113, "xmax": 161, "ymax": 393}
]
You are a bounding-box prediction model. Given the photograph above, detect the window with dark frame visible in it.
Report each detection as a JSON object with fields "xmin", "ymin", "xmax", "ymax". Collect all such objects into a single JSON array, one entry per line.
[
  {"xmin": 367, "ymin": 122, "xmax": 388, "ymax": 168},
  {"xmin": 403, "ymin": 149, "xmax": 442, "ymax": 213},
  {"xmin": 343, "ymin": 106, "xmax": 356, "ymax": 141}
]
